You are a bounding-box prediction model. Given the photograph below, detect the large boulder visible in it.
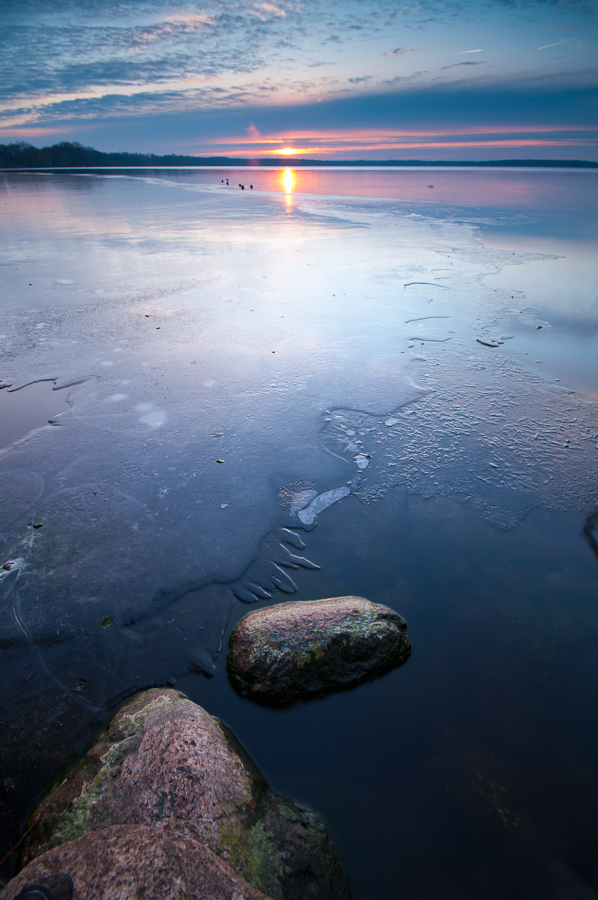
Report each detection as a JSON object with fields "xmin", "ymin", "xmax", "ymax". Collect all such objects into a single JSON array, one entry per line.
[
  {"xmin": 227, "ymin": 596, "xmax": 411, "ymax": 707},
  {"xmin": 18, "ymin": 689, "xmax": 350, "ymax": 900},
  {"xmin": 3, "ymin": 824, "xmax": 271, "ymax": 900}
]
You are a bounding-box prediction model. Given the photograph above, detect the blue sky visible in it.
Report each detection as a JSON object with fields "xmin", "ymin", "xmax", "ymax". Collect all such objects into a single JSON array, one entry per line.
[{"xmin": 2, "ymin": 0, "xmax": 597, "ymax": 159}]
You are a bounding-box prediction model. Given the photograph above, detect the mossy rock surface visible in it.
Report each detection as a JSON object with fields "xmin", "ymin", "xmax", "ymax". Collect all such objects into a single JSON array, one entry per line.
[
  {"xmin": 4, "ymin": 824, "xmax": 272, "ymax": 900},
  {"xmin": 19, "ymin": 688, "xmax": 350, "ymax": 900},
  {"xmin": 227, "ymin": 596, "xmax": 411, "ymax": 707}
]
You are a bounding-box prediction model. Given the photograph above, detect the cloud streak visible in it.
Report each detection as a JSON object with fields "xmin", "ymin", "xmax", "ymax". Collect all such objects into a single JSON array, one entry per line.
[
  {"xmin": 537, "ymin": 38, "xmax": 578, "ymax": 49},
  {"xmin": 195, "ymin": 123, "xmax": 598, "ymax": 156}
]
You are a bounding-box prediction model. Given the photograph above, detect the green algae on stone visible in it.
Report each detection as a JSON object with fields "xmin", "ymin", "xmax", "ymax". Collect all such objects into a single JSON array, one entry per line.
[
  {"xmin": 4, "ymin": 825, "xmax": 273, "ymax": 900},
  {"xmin": 19, "ymin": 688, "xmax": 350, "ymax": 900},
  {"xmin": 227, "ymin": 596, "xmax": 411, "ymax": 707}
]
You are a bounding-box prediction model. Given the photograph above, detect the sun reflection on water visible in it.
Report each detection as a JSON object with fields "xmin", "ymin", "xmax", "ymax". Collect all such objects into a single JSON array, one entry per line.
[
  {"xmin": 282, "ymin": 168, "xmax": 294, "ymax": 208},
  {"xmin": 283, "ymin": 168, "xmax": 294, "ymax": 193}
]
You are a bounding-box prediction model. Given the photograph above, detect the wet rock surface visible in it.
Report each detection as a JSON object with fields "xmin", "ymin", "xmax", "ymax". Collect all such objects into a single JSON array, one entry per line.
[
  {"xmin": 18, "ymin": 689, "xmax": 350, "ymax": 900},
  {"xmin": 3, "ymin": 824, "xmax": 271, "ymax": 900},
  {"xmin": 227, "ymin": 596, "xmax": 411, "ymax": 707}
]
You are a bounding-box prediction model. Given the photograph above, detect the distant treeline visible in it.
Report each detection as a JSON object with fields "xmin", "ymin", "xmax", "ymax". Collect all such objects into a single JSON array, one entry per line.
[
  {"xmin": 1, "ymin": 141, "xmax": 597, "ymax": 169},
  {"xmin": 0, "ymin": 141, "xmax": 236, "ymax": 168}
]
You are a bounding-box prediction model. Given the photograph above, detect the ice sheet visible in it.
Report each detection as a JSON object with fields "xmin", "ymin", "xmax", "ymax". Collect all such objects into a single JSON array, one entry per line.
[{"xmin": 0, "ymin": 169, "xmax": 597, "ymax": 862}]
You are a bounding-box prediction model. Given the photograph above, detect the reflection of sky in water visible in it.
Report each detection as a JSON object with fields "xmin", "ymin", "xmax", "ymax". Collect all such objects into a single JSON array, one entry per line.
[{"xmin": 0, "ymin": 169, "xmax": 597, "ymax": 897}]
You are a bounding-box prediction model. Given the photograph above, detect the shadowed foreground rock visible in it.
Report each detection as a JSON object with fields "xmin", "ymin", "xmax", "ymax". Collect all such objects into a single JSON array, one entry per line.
[
  {"xmin": 227, "ymin": 596, "xmax": 411, "ymax": 707},
  {"xmin": 3, "ymin": 825, "xmax": 271, "ymax": 900},
  {"xmin": 17, "ymin": 689, "xmax": 350, "ymax": 900}
]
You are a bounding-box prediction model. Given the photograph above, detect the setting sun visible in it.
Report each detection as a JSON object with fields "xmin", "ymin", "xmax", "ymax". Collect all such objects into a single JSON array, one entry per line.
[{"xmin": 275, "ymin": 147, "xmax": 300, "ymax": 155}]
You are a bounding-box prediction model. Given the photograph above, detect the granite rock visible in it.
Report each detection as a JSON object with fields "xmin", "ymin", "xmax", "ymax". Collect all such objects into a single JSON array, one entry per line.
[
  {"xmin": 3, "ymin": 824, "xmax": 271, "ymax": 900},
  {"xmin": 227, "ymin": 596, "xmax": 411, "ymax": 707},
  {"xmin": 19, "ymin": 689, "xmax": 350, "ymax": 900}
]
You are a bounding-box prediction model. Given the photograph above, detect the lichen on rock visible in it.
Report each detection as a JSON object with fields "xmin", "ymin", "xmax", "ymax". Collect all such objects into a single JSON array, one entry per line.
[
  {"xmin": 18, "ymin": 689, "xmax": 350, "ymax": 900},
  {"xmin": 3, "ymin": 824, "xmax": 272, "ymax": 900},
  {"xmin": 227, "ymin": 596, "xmax": 411, "ymax": 707}
]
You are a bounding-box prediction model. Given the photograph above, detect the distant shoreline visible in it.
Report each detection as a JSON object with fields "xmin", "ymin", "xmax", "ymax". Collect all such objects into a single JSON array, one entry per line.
[{"xmin": 1, "ymin": 141, "xmax": 597, "ymax": 169}]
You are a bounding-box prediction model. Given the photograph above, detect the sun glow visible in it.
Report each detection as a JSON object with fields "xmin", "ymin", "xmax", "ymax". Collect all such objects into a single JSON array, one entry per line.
[{"xmin": 195, "ymin": 125, "xmax": 598, "ymax": 161}]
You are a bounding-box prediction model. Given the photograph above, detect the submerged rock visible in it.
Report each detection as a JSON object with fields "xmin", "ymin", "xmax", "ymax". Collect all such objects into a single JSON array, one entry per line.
[
  {"xmin": 3, "ymin": 825, "xmax": 271, "ymax": 900},
  {"xmin": 19, "ymin": 689, "xmax": 350, "ymax": 900},
  {"xmin": 227, "ymin": 596, "xmax": 411, "ymax": 707}
]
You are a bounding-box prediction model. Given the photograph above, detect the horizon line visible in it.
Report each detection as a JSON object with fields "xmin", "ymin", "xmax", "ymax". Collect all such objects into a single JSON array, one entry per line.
[{"xmin": 1, "ymin": 141, "xmax": 597, "ymax": 168}]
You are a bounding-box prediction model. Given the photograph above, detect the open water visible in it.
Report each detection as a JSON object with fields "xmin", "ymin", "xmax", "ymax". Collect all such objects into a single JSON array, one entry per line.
[{"xmin": 0, "ymin": 166, "xmax": 597, "ymax": 898}]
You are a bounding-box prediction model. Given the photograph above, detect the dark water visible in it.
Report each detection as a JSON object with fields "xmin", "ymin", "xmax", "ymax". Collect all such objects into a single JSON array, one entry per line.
[
  {"xmin": 0, "ymin": 167, "xmax": 597, "ymax": 897},
  {"xmin": 0, "ymin": 383, "xmax": 71, "ymax": 450},
  {"xmin": 181, "ymin": 497, "xmax": 598, "ymax": 900}
]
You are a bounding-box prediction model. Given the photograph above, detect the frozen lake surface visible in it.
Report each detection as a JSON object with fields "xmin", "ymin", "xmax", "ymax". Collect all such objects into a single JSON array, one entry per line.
[{"xmin": 1, "ymin": 167, "xmax": 597, "ymax": 897}]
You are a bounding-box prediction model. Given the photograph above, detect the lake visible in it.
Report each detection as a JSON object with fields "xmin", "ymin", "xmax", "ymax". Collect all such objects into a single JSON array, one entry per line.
[{"xmin": 1, "ymin": 166, "xmax": 597, "ymax": 898}]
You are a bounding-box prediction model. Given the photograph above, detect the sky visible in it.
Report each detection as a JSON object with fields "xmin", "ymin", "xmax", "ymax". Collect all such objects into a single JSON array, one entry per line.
[{"xmin": 1, "ymin": 0, "xmax": 598, "ymax": 160}]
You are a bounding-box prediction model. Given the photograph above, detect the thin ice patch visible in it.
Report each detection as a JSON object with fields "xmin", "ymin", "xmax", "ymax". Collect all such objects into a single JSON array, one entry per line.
[
  {"xmin": 279, "ymin": 480, "xmax": 317, "ymax": 514},
  {"xmin": 319, "ymin": 349, "xmax": 598, "ymax": 529},
  {"xmin": 139, "ymin": 410, "xmax": 167, "ymax": 428},
  {"xmin": 298, "ymin": 487, "xmax": 351, "ymax": 525}
]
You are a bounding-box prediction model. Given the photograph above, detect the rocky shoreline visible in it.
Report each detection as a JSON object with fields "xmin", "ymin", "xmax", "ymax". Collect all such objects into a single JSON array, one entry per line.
[
  {"xmin": 3, "ymin": 596, "xmax": 410, "ymax": 898},
  {"xmin": 3, "ymin": 688, "xmax": 349, "ymax": 900}
]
